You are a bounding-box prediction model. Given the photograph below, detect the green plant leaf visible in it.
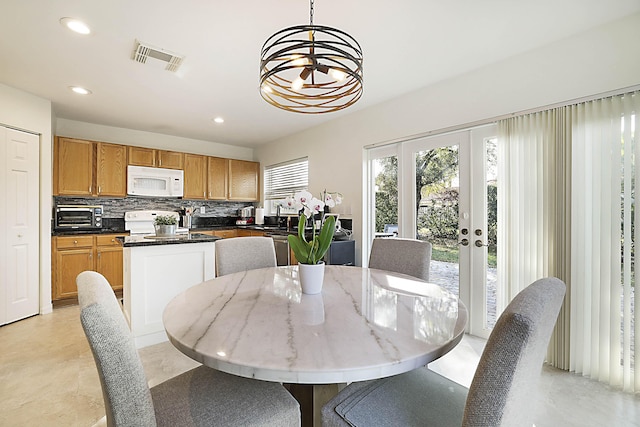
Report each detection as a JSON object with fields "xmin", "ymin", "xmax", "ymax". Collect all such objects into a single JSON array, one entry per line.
[
  {"xmin": 288, "ymin": 234, "xmax": 312, "ymax": 264},
  {"xmin": 315, "ymin": 216, "xmax": 335, "ymax": 260}
]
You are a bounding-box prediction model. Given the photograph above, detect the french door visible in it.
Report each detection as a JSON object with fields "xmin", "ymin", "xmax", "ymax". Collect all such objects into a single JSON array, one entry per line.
[{"xmin": 367, "ymin": 125, "xmax": 498, "ymax": 337}]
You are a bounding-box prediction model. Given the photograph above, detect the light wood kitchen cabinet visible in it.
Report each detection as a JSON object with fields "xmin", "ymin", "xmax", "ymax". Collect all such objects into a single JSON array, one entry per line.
[
  {"xmin": 158, "ymin": 150, "xmax": 184, "ymax": 169},
  {"xmin": 53, "ymin": 236, "xmax": 94, "ymax": 299},
  {"xmin": 237, "ymin": 229, "xmax": 265, "ymax": 237},
  {"xmin": 54, "ymin": 135, "xmax": 260, "ymax": 201},
  {"xmin": 54, "ymin": 137, "xmax": 94, "ymax": 196},
  {"xmin": 184, "ymin": 154, "xmax": 207, "ymax": 199},
  {"xmin": 228, "ymin": 159, "xmax": 259, "ymax": 201},
  {"xmin": 207, "ymin": 157, "xmax": 228, "ymax": 200},
  {"xmin": 127, "ymin": 146, "xmax": 156, "ymax": 167},
  {"xmin": 96, "ymin": 235, "xmax": 124, "ymax": 291},
  {"xmin": 213, "ymin": 229, "xmax": 238, "ymax": 239},
  {"xmin": 52, "ymin": 234, "xmax": 126, "ymax": 300},
  {"xmin": 96, "ymin": 142, "xmax": 127, "ymax": 197},
  {"xmin": 54, "ymin": 137, "xmax": 127, "ymax": 197},
  {"xmin": 128, "ymin": 146, "xmax": 184, "ymax": 169}
]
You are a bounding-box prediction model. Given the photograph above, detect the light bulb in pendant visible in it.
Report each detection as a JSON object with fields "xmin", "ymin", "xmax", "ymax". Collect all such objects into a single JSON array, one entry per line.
[
  {"xmin": 292, "ymin": 78, "xmax": 304, "ymax": 91},
  {"xmin": 331, "ymin": 69, "xmax": 346, "ymax": 81}
]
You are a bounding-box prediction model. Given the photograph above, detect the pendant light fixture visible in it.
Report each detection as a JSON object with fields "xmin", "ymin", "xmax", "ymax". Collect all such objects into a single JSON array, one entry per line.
[{"xmin": 260, "ymin": 0, "xmax": 363, "ymax": 114}]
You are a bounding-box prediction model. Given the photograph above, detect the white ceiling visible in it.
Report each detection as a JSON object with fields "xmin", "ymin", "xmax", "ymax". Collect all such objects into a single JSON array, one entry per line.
[{"xmin": 2, "ymin": 1, "xmax": 639, "ymax": 148}]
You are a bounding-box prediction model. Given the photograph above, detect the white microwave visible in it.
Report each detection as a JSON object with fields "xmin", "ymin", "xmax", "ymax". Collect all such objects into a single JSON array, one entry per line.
[{"xmin": 127, "ymin": 165, "xmax": 184, "ymax": 197}]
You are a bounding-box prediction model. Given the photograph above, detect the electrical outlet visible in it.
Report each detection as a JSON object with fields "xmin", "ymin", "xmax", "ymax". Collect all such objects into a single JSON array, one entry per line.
[{"xmin": 200, "ymin": 206, "xmax": 205, "ymax": 214}]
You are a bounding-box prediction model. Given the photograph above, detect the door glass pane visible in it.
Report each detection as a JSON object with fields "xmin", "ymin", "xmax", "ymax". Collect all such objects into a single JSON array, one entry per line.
[
  {"xmin": 416, "ymin": 145, "xmax": 459, "ymax": 297},
  {"xmin": 374, "ymin": 156, "xmax": 398, "ymax": 236},
  {"xmin": 486, "ymin": 137, "xmax": 498, "ymax": 329}
]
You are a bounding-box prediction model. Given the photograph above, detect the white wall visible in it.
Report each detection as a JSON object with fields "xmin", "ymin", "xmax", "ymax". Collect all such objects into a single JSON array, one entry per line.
[
  {"xmin": 254, "ymin": 12, "xmax": 640, "ymax": 265},
  {"xmin": 57, "ymin": 118, "xmax": 254, "ymax": 160},
  {"xmin": 0, "ymin": 83, "xmax": 53, "ymax": 314}
]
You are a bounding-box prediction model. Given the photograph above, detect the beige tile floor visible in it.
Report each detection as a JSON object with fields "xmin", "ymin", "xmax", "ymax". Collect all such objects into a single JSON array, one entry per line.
[{"xmin": 1, "ymin": 305, "xmax": 638, "ymax": 426}]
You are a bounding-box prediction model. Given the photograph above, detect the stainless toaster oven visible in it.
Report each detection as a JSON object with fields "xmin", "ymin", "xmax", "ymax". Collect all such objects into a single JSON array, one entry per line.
[{"xmin": 54, "ymin": 205, "xmax": 103, "ymax": 230}]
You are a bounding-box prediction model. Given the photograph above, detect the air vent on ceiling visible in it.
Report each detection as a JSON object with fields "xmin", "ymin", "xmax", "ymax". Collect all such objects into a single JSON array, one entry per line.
[{"xmin": 132, "ymin": 40, "xmax": 184, "ymax": 72}]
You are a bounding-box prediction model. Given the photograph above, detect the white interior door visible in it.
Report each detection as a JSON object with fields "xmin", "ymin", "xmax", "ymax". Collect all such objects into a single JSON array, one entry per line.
[{"xmin": 1, "ymin": 126, "xmax": 40, "ymax": 325}]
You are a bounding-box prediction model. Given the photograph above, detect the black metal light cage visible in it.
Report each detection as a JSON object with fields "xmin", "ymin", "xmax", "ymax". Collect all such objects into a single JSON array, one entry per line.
[{"xmin": 260, "ymin": 25, "xmax": 363, "ymax": 114}]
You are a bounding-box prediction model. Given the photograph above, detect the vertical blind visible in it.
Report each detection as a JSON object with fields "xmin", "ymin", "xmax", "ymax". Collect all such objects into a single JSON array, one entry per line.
[
  {"xmin": 264, "ymin": 157, "xmax": 308, "ymax": 205},
  {"xmin": 570, "ymin": 93, "xmax": 639, "ymax": 391},
  {"xmin": 497, "ymin": 110, "xmax": 572, "ymax": 369},
  {"xmin": 499, "ymin": 91, "xmax": 639, "ymax": 392}
]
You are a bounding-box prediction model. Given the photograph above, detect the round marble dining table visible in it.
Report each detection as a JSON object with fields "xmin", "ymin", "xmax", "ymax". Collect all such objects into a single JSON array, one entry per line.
[{"xmin": 163, "ymin": 265, "xmax": 468, "ymax": 385}]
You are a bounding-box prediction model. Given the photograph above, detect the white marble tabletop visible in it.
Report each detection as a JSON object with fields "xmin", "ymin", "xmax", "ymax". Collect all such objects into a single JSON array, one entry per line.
[{"xmin": 163, "ymin": 265, "xmax": 467, "ymax": 384}]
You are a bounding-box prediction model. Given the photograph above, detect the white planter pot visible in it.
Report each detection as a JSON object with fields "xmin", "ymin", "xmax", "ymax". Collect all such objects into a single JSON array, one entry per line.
[
  {"xmin": 155, "ymin": 224, "xmax": 176, "ymax": 236},
  {"xmin": 298, "ymin": 262, "xmax": 325, "ymax": 295}
]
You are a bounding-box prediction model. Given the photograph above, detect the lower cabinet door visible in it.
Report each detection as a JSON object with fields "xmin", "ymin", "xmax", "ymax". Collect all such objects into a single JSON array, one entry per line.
[
  {"xmin": 97, "ymin": 247, "xmax": 124, "ymax": 291},
  {"xmin": 55, "ymin": 249, "xmax": 93, "ymax": 299}
]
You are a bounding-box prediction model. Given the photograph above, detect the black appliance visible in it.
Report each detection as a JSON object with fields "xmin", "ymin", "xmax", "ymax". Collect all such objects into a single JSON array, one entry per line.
[{"xmin": 54, "ymin": 205, "xmax": 103, "ymax": 230}]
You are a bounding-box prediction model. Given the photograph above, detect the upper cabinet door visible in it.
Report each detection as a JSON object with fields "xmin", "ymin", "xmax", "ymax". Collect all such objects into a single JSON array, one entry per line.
[
  {"xmin": 55, "ymin": 137, "xmax": 93, "ymax": 196},
  {"xmin": 207, "ymin": 157, "xmax": 228, "ymax": 200},
  {"xmin": 157, "ymin": 150, "xmax": 184, "ymax": 169},
  {"xmin": 183, "ymin": 154, "xmax": 207, "ymax": 199},
  {"xmin": 128, "ymin": 146, "xmax": 156, "ymax": 167},
  {"xmin": 228, "ymin": 160, "xmax": 259, "ymax": 201},
  {"xmin": 96, "ymin": 142, "xmax": 127, "ymax": 197}
]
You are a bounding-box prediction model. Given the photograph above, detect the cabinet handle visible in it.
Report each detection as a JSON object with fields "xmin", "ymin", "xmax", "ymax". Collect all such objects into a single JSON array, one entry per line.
[
  {"xmin": 98, "ymin": 186, "xmax": 101, "ymax": 194},
  {"xmin": 89, "ymin": 253, "xmax": 92, "ymax": 259},
  {"xmin": 159, "ymin": 158, "xmax": 162, "ymax": 166},
  {"xmin": 74, "ymin": 240, "xmax": 78, "ymax": 245},
  {"xmin": 89, "ymin": 185, "xmax": 92, "ymax": 193},
  {"xmin": 111, "ymin": 238, "xmax": 115, "ymax": 242}
]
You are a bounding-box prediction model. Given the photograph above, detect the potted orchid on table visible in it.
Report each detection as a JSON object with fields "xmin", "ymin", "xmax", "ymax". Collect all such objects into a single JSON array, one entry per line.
[{"xmin": 285, "ymin": 190, "xmax": 342, "ymax": 294}]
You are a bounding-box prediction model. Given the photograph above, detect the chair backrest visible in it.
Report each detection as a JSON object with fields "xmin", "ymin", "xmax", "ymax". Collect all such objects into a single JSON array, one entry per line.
[
  {"xmin": 368, "ymin": 237, "xmax": 432, "ymax": 281},
  {"xmin": 462, "ymin": 277, "xmax": 566, "ymax": 427},
  {"xmin": 77, "ymin": 271, "xmax": 157, "ymax": 427},
  {"xmin": 215, "ymin": 236, "xmax": 277, "ymax": 276}
]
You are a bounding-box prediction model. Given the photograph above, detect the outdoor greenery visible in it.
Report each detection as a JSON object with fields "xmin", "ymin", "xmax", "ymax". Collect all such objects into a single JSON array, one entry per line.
[{"xmin": 374, "ymin": 147, "xmax": 498, "ymax": 268}]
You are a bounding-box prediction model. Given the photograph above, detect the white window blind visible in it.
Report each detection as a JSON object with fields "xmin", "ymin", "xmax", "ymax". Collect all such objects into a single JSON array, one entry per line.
[{"xmin": 264, "ymin": 158, "xmax": 308, "ymax": 213}]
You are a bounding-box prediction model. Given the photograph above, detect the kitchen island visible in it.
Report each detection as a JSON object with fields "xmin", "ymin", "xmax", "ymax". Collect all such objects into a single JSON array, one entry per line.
[{"xmin": 118, "ymin": 233, "xmax": 220, "ymax": 348}]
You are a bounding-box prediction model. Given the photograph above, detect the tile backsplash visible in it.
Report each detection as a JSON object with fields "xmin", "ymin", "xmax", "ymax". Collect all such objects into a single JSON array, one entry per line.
[{"xmin": 54, "ymin": 196, "xmax": 256, "ymax": 219}]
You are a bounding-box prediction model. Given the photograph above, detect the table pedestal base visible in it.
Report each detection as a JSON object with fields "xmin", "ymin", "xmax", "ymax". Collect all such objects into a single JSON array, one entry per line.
[{"xmin": 285, "ymin": 383, "xmax": 345, "ymax": 427}]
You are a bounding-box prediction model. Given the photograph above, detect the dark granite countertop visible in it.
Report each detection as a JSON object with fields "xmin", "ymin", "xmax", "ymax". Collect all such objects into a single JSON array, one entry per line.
[
  {"xmin": 117, "ymin": 233, "xmax": 221, "ymax": 248},
  {"xmin": 52, "ymin": 228, "xmax": 128, "ymax": 236}
]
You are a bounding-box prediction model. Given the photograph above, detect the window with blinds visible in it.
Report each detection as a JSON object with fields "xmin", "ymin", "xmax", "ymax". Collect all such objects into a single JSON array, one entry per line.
[{"xmin": 264, "ymin": 158, "xmax": 308, "ymax": 214}]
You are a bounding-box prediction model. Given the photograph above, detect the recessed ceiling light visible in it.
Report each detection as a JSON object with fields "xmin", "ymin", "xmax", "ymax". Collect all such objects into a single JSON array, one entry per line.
[
  {"xmin": 69, "ymin": 86, "xmax": 92, "ymax": 95},
  {"xmin": 60, "ymin": 17, "xmax": 91, "ymax": 35},
  {"xmin": 213, "ymin": 117, "xmax": 224, "ymax": 124}
]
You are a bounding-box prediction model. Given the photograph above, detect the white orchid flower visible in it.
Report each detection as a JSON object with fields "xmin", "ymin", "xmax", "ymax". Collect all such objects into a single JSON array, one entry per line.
[
  {"xmin": 308, "ymin": 197, "xmax": 325, "ymax": 215},
  {"xmin": 295, "ymin": 190, "xmax": 313, "ymax": 208},
  {"xmin": 284, "ymin": 197, "xmax": 297, "ymax": 209},
  {"xmin": 324, "ymin": 193, "xmax": 336, "ymax": 208}
]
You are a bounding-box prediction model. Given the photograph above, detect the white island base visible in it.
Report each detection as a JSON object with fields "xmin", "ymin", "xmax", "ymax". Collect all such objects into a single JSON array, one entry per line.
[{"xmin": 122, "ymin": 240, "xmax": 215, "ymax": 348}]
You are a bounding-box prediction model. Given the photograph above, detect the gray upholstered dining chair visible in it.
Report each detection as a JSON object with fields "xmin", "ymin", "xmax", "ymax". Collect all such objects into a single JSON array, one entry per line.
[
  {"xmin": 322, "ymin": 277, "xmax": 566, "ymax": 427},
  {"xmin": 215, "ymin": 236, "xmax": 277, "ymax": 276},
  {"xmin": 77, "ymin": 271, "xmax": 300, "ymax": 427},
  {"xmin": 368, "ymin": 237, "xmax": 432, "ymax": 281}
]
